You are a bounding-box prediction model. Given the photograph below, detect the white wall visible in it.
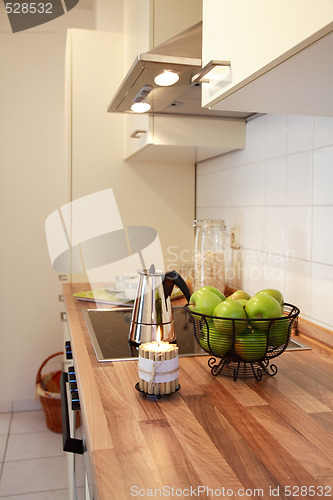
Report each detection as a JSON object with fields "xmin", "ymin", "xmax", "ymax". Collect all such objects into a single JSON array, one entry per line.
[
  {"xmin": 196, "ymin": 114, "xmax": 333, "ymax": 331},
  {"xmin": 0, "ymin": 2, "xmax": 95, "ymax": 411}
]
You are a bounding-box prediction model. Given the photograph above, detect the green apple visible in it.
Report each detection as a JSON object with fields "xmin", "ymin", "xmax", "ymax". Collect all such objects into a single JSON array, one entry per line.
[
  {"xmin": 268, "ymin": 317, "xmax": 289, "ymax": 346},
  {"xmin": 199, "ymin": 322, "xmax": 232, "ymax": 356},
  {"xmin": 228, "ymin": 289, "xmax": 252, "ymax": 301},
  {"xmin": 201, "ymin": 286, "xmax": 226, "ymax": 302},
  {"xmin": 213, "ymin": 299, "xmax": 248, "ymax": 335},
  {"xmin": 245, "ymin": 294, "xmax": 282, "ymax": 331},
  {"xmin": 256, "ymin": 289, "xmax": 284, "ymax": 313},
  {"xmin": 235, "ymin": 327, "xmax": 267, "ymax": 361},
  {"xmin": 229, "ymin": 298, "xmax": 248, "ymax": 308},
  {"xmin": 189, "ymin": 288, "xmax": 222, "ymax": 316}
]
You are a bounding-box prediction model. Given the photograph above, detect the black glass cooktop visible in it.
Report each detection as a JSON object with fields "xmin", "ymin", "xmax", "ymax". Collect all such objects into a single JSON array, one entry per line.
[{"xmin": 83, "ymin": 306, "xmax": 207, "ymax": 362}]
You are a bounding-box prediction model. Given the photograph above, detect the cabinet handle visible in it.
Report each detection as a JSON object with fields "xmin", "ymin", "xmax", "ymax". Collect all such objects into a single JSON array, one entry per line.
[
  {"xmin": 58, "ymin": 274, "xmax": 68, "ymax": 281},
  {"xmin": 191, "ymin": 59, "xmax": 231, "ymax": 84},
  {"xmin": 130, "ymin": 129, "xmax": 147, "ymax": 139},
  {"xmin": 58, "ymin": 294, "xmax": 64, "ymax": 302},
  {"xmin": 60, "ymin": 312, "xmax": 67, "ymax": 322},
  {"xmin": 60, "ymin": 372, "xmax": 84, "ymax": 455}
]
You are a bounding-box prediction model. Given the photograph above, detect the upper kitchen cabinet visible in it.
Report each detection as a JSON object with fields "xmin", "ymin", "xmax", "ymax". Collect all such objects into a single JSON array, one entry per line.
[
  {"xmin": 123, "ymin": 114, "xmax": 246, "ymax": 162},
  {"xmin": 201, "ymin": 0, "xmax": 333, "ymax": 116},
  {"xmin": 120, "ymin": 1, "xmax": 247, "ymax": 162},
  {"xmin": 123, "ymin": 0, "xmax": 202, "ymax": 69}
]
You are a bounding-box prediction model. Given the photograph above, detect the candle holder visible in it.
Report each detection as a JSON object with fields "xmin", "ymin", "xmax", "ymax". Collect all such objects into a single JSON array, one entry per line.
[
  {"xmin": 135, "ymin": 383, "xmax": 180, "ymax": 399},
  {"xmin": 137, "ymin": 339, "xmax": 180, "ymax": 396}
]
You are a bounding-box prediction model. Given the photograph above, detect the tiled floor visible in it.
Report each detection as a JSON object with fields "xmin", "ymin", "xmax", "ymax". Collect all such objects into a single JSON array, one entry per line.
[{"xmin": 0, "ymin": 410, "xmax": 70, "ymax": 499}]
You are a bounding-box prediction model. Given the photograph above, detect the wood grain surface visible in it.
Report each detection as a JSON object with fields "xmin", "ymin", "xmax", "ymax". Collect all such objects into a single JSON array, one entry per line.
[{"xmin": 63, "ymin": 284, "xmax": 333, "ymax": 500}]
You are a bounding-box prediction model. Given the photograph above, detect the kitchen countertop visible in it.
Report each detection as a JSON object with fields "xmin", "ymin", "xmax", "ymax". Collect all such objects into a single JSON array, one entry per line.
[{"xmin": 63, "ymin": 283, "xmax": 333, "ymax": 500}]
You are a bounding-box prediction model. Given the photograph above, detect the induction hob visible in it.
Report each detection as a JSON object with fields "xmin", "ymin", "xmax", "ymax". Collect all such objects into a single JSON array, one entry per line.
[{"xmin": 83, "ymin": 306, "xmax": 207, "ymax": 362}]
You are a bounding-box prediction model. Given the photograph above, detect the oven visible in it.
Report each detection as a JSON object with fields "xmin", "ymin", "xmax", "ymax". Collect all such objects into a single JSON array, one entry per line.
[{"xmin": 61, "ymin": 343, "xmax": 93, "ymax": 500}]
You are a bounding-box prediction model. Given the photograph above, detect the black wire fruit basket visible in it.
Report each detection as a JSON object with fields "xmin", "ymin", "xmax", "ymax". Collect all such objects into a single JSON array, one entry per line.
[{"xmin": 186, "ymin": 302, "xmax": 300, "ymax": 381}]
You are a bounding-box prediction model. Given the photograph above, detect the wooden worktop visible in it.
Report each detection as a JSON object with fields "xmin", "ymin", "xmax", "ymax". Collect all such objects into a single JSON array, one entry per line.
[{"xmin": 63, "ymin": 283, "xmax": 333, "ymax": 500}]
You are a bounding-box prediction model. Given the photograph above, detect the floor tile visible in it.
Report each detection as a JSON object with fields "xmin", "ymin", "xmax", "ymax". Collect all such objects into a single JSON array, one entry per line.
[
  {"xmin": 0, "ymin": 488, "xmax": 69, "ymax": 499},
  {"xmin": 0, "ymin": 456, "xmax": 69, "ymax": 496},
  {"xmin": 5, "ymin": 431, "xmax": 64, "ymax": 462},
  {"xmin": 10, "ymin": 410, "xmax": 48, "ymax": 434},
  {"xmin": 0, "ymin": 414, "xmax": 11, "ymax": 436},
  {"xmin": 0, "ymin": 435, "xmax": 7, "ymax": 462}
]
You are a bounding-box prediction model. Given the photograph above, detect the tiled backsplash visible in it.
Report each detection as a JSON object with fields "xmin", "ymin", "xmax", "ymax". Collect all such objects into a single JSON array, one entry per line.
[{"xmin": 196, "ymin": 114, "xmax": 333, "ymax": 330}]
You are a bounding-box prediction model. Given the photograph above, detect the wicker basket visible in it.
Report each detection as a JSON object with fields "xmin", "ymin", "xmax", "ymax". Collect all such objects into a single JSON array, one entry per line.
[{"xmin": 36, "ymin": 352, "xmax": 80, "ymax": 433}]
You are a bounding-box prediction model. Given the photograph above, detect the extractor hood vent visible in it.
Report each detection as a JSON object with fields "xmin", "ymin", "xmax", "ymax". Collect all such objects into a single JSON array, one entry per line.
[{"xmin": 107, "ymin": 22, "xmax": 253, "ymax": 120}]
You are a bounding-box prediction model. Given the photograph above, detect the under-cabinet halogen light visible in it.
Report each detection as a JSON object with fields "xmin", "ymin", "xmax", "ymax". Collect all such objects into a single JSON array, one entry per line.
[
  {"xmin": 154, "ymin": 70, "xmax": 179, "ymax": 87},
  {"xmin": 131, "ymin": 102, "xmax": 151, "ymax": 113}
]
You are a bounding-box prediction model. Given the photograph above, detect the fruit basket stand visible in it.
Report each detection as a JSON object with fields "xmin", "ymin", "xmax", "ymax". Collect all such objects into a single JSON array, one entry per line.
[{"xmin": 186, "ymin": 303, "xmax": 300, "ymax": 381}]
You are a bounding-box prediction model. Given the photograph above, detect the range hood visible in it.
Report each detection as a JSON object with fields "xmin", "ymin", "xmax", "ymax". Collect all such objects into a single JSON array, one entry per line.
[{"xmin": 107, "ymin": 22, "xmax": 253, "ymax": 120}]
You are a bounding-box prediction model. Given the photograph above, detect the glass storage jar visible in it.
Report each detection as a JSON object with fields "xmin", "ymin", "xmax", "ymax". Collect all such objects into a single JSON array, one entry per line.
[{"xmin": 193, "ymin": 219, "xmax": 226, "ymax": 293}]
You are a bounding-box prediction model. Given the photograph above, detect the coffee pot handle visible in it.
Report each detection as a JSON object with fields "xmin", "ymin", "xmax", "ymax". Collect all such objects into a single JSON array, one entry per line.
[{"xmin": 163, "ymin": 270, "xmax": 191, "ymax": 303}]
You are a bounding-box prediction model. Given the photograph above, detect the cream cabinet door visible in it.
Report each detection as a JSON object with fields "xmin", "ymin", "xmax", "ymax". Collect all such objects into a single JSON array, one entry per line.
[{"xmin": 202, "ymin": 0, "xmax": 333, "ymax": 115}]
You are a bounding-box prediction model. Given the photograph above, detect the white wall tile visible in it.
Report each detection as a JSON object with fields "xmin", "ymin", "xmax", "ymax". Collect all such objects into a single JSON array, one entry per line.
[
  {"xmin": 243, "ymin": 207, "xmax": 265, "ymax": 252},
  {"xmin": 285, "ymin": 206, "xmax": 312, "ymax": 261},
  {"xmin": 240, "ymin": 250, "xmax": 266, "ymax": 294},
  {"xmin": 196, "ymin": 155, "xmax": 220, "ymax": 176},
  {"xmin": 313, "ymin": 146, "xmax": 333, "ymax": 205},
  {"xmin": 195, "ymin": 206, "xmax": 211, "ymax": 220},
  {"xmin": 218, "ymin": 169, "xmax": 232, "ymax": 206},
  {"xmin": 246, "ymin": 162, "xmax": 265, "ymax": 206},
  {"xmin": 196, "ymin": 172, "xmax": 219, "ymax": 207},
  {"xmin": 261, "ymin": 253, "xmax": 285, "ymax": 292},
  {"xmin": 264, "ymin": 207, "xmax": 286, "ymax": 254},
  {"xmin": 226, "ymin": 249, "xmax": 244, "ymax": 289},
  {"xmin": 244, "ymin": 115, "xmax": 267, "ymax": 163},
  {"xmin": 313, "ymin": 116, "xmax": 333, "ymax": 148},
  {"xmin": 231, "ymin": 166, "xmax": 247, "ymax": 206},
  {"xmin": 286, "ymin": 151, "xmax": 312, "ymax": 205},
  {"xmin": 231, "ymin": 208, "xmax": 245, "ymax": 246},
  {"xmin": 218, "ymin": 152, "xmax": 233, "ymax": 170},
  {"xmin": 265, "ymin": 114, "xmax": 287, "ymax": 159},
  {"xmin": 287, "ymin": 115, "xmax": 313, "ymax": 154},
  {"xmin": 196, "ymin": 113, "xmax": 333, "ymax": 328},
  {"xmin": 311, "ymin": 263, "xmax": 333, "ymax": 327},
  {"xmin": 284, "ymin": 259, "xmax": 311, "ymax": 313},
  {"xmin": 312, "ymin": 206, "xmax": 333, "ymax": 266},
  {"xmin": 217, "ymin": 207, "xmax": 232, "ymax": 236},
  {"xmin": 264, "ymin": 157, "xmax": 287, "ymax": 206}
]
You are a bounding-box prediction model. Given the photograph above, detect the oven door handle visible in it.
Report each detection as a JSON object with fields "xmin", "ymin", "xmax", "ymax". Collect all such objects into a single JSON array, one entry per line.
[{"xmin": 60, "ymin": 371, "xmax": 84, "ymax": 454}]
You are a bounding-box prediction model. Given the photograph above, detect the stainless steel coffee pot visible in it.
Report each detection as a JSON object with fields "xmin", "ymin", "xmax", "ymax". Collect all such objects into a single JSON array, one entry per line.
[{"xmin": 128, "ymin": 265, "xmax": 191, "ymax": 345}]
